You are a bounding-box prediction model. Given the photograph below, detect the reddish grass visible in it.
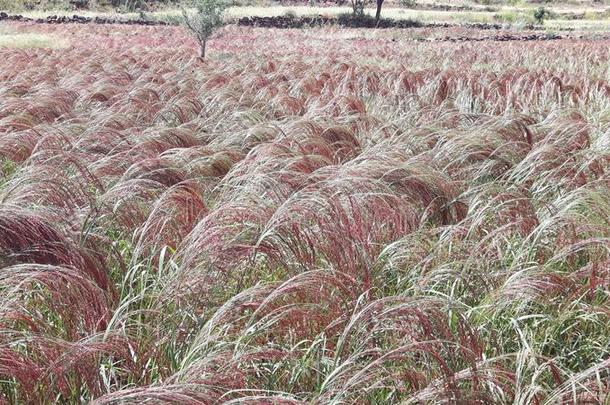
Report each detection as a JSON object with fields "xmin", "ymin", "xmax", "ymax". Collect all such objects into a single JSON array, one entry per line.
[{"xmin": 0, "ymin": 21, "xmax": 609, "ymax": 404}]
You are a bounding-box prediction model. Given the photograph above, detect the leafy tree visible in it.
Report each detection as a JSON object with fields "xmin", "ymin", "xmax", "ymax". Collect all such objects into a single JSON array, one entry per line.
[
  {"xmin": 182, "ymin": 0, "xmax": 228, "ymax": 59},
  {"xmin": 350, "ymin": 0, "xmax": 385, "ymax": 22},
  {"xmin": 350, "ymin": 0, "xmax": 366, "ymax": 17},
  {"xmin": 534, "ymin": 7, "xmax": 547, "ymax": 25}
]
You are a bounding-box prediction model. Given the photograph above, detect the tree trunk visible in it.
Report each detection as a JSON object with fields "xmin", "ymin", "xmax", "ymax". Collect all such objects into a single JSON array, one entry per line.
[
  {"xmin": 199, "ymin": 40, "xmax": 206, "ymax": 59},
  {"xmin": 375, "ymin": 0, "xmax": 383, "ymax": 21}
]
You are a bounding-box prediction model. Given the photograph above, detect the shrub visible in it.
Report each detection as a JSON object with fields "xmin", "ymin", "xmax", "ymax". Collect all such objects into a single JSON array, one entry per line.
[
  {"xmin": 494, "ymin": 10, "xmax": 535, "ymax": 25},
  {"xmin": 534, "ymin": 7, "xmax": 547, "ymax": 24},
  {"xmin": 337, "ymin": 12, "xmax": 377, "ymax": 26},
  {"xmin": 400, "ymin": 0, "xmax": 416, "ymax": 7},
  {"xmin": 283, "ymin": 9, "xmax": 297, "ymax": 19},
  {"xmin": 110, "ymin": 0, "xmax": 146, "ymax": 12}
]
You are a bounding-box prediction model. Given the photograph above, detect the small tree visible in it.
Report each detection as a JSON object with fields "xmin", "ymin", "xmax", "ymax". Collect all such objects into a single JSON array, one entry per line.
[
  {"xmin": 182, "ymin": 0, "xmax": 228, "ymax": 59},
  {"xmin": 533, "ymin": 7, "xmax": 547, "ymax": 25},
  {"xmin": 350, "ymin": 0, "xmax": 384, "ymax": 23},
  {"xmin": 351, "ymin": 0, "xmax": 366, "ymax": 17}
]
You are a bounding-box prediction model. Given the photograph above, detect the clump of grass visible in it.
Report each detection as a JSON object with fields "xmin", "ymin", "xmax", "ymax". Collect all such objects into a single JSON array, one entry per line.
[
  {"xmin": 493, "ymin": 10, "xmax": 535, "ymax": 25},
  {"xmin": 0, "ymin": 32, "xmax": 68, "ymax": 48}
]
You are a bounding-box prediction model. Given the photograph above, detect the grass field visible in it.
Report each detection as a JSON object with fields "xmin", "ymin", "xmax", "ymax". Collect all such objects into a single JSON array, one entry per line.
[
  {"xmin": 0, "ymin": 26, "xmax": 67, "ymax": 48},
  {"xmin": 9, "ymin": 2, "xmax": 610, "ymax": 31},
  {"xmin": 0, "ymin": 11, "xmax": 610, "ymax": 405}
]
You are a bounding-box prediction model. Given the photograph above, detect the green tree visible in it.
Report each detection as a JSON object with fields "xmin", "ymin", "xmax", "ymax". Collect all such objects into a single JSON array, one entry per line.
[
  {"xmin": 182, "ymin": 0, "xmax": 228, "ymax": 59},
  {"xmin": 534, "ymin": 7, "xmax": 547, "ymax": 25},
  {"xmin": 351, "ymin": 0, "xmax": 366, "ymax": 17}
]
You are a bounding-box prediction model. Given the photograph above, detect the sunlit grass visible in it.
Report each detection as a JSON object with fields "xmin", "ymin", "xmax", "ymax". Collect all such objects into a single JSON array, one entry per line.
[
  {"xmin": 13, "ymin": 5, "xmax": 610, "ymax": 31},
  {"xmin": 224, "ymin": 6, "xmax": 500, "ymax": 23},
  {"xmin": 0, "ymin": 29, "xmax": 68, "ymax": 48},
  {"xmin": 545, "ymin": 18, "xmax": 610, "ymax": 31}
]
